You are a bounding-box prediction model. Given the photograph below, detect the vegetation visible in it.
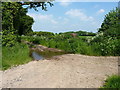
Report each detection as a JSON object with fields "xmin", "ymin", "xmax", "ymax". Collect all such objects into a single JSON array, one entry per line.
[
  {"xmin": 2, "ymin": 43, "xmax": 31, "ymax": 70},
  {"xmin": 2, "ymin": 1, "xmax": 53, "ymax": 46},
  {"xmin": 1, "ymin": 2, "xmax": 119, "ymax": 89},
  {"xmin": 2, "ymin": 1, "xmax": 53, "ymax": 70},
  {"xmin": 60, "ymin": 31, "xmax": 96, "ymax": 36},
  {"xmin": 90, "ymin": 36, "xmax": 120, "ymax": 56},
  {"xmin": 98, "ymin": 7, "xmax": 119, "ymax": 35},
  {"xmin": 101, "ymin": 75, "xmax": 120, "ymax": 88},
  {"xmin": 22, "ymin": 31, "xmax": 98, "ymax": 55},
  {"xmin": 90, "ymin": 7, "xmax": 120, "ymax": 56},
  {"xmin": 1, "ymin": 1, "xmax": 119, "ymax": 70},
  {"xmin": 22, "ymin": 7, "xmax": 119, "ymax": 56},
  {"xmin": 32, "ymin": 31, "xmax": 55, "ymax": 37}
]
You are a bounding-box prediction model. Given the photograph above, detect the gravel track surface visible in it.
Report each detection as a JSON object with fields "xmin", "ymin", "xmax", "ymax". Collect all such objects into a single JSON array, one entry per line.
[{"xmin": 1, "ymin": 54, "xmax": 118, "ymax": 88}]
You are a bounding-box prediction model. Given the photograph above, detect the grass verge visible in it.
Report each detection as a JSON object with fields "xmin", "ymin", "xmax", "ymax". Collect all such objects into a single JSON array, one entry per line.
[{"xmin": 2, "ymin": 43, "xmax": 32, "ymax": 70}]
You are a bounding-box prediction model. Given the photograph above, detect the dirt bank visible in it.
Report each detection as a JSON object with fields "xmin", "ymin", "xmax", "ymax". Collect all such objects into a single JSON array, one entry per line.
[{"xmin": 1, "ymin": 54, "xmax": 118, "ymax": 88}]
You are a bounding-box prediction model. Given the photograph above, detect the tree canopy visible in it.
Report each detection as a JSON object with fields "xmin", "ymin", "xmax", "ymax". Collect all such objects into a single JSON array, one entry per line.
[
  {"xmin": 98, "ymin": 7, "xmax": 120, "ymax": 37},
  {"xmin": 2, "ymin": 1, "xmax": 54, "ymax": 46}
]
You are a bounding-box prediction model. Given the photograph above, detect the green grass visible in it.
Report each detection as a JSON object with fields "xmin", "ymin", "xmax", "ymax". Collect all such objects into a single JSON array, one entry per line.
[
  {"xmin": 21, "ymin": 35, "xmax": 101, "ymax": 56},
  {"xmin": 101, "ymin": 75, "xmax": 120, "ymax": 88},
  {"xmin": 2, "ymin": 43, "xmax": 32, "ymax": 70},
  {"xmin": 22, "ymin": 35, "xmax": 119, "ymax": 56}
]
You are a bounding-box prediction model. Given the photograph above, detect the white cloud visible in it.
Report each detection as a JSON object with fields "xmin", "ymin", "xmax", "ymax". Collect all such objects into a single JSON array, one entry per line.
[
  {"xmin": 27, "ymin": 13, "xmax": 58, "ymax": 24},
  {"xmin": 27, "ymin": 13, "xmax": 52, "ymax": 20},
  {"xmin": 27, "ymin": 10, "xmax": 100, "ymax": 33},
  {"xmin": 97, "ymin": 9, "xmax": 105, "ymax": 14},
  {"xmin": 59, "ymin": 0, "xmax": 71, "ymax": 6},
  {"xmin": 65, "ymin": 9, "xmax": 94, "ymax": 21},
  {"xmin": 60, "ymin": 2, "xmax": 71, "ymax": 6}
]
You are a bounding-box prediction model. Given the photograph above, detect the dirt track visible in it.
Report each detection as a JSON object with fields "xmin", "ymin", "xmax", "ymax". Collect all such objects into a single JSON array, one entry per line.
[{"xmin": 1, "ymin": 54, "xmax": 118, "ymax": 88}]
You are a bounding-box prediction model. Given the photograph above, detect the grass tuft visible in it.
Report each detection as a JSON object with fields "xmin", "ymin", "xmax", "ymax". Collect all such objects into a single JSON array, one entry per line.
[{"xmin": 101, "ymin": 75, "xmax": 120, "ymax": 88}]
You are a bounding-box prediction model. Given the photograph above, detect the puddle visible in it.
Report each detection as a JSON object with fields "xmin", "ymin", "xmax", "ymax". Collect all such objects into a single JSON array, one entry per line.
[
  {"xmin": 30, "ymin": 49, "xmax": 67, "ymax": 60},
  {"xmin": 31, "ymin": 51, "xmax": 44, "ymax": 60}
]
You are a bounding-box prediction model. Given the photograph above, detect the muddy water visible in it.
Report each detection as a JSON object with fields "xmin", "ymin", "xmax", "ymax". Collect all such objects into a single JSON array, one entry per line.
[
  {"xmin": 30, "ymin": 50, "xmax": 67, "ymax": 60},
  {"xmin": 31, "ymin": 51, "xmax": 44, "ymax": 60}
]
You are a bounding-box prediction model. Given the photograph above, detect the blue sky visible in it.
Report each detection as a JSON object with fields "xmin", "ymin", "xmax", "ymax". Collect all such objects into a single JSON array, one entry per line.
[{"xmin": 27, "ymin": 2, "xmax": 118, "ymax": 33}]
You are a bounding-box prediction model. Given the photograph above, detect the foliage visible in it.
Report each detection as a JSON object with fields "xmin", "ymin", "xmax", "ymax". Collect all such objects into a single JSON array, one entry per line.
[
  {"xmin": 90, "ymin": 35, "xmax": 120, "ymax": 56},
  {"xmin": 2, "ymin": 43, "xmax": 32, "ymax": 70},
  {"xmin": 2, "ymin": 2, "xmax": 119, "ymax": 71},
  {"xmin": 2, "ymin": 30, "xmax": 18, "ymax": 47},
  {"xmin": 21, "ymin": 30, "xmax": 100, "ymax": 56},
  {"xmin": 90, "ymin": 7, "xmax": 120, "ymax": 56},
  {"xmin": 22, "ymin": 33, "xmax": 97, "ymax": 56},
  {"xmin": 101, "ymin": 75, "xmax": 120, "ymax": 88},
  {"xmin": 19, "ymin": 15, "xmax": 34, "ymax": 35},
  {"xmin": 59, "ymin": 31, "xmax": 96, "ymax": 36},
  {"xmin": 32, "ymin": 31, "xmax": 55, "ymax": 37},
  {"xmin": 98, "ymin": 7, "xmax": 119, "ymax": 33},
  {"xmin": 76, "ymin": 31, "xmax": 96, "ymax": 36},
  {"xmin": 2, "ymin": 1, "xmax": 53, "ymax": 47},
  {"xmin": 2, "ymin": 2, "xmax": 34, "ymax": 36},
  {"xmin": 21, "ymin": 1, "xmax": 54, "ymax": 11},
  {"xmin": 1, "ymin": 1, "xmax": 54, "ymax": 70},
  {"xmin": 2, "ymin": 2, "xmax": 33, "ymax": 46},
  {"xmin": 23, "ymin": 23, "xmax": 119, "ymax": 56}
]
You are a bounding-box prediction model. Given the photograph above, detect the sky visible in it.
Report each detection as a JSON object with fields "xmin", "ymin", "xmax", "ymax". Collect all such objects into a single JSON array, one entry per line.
[{"xmin": 26, "ymin": 1, "xmax": 118, "ymax": 33}]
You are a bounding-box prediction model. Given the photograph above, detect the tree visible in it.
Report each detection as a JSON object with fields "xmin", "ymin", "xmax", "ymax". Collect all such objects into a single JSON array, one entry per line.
[
  {"xmin": 98, "ymin": 7, "xmax": 119, "ymax": 37},
  {"xmin": 2, "ymin": 1, "xmax": 54, "ymax": 35},
  {"xmin": 2, "ymin": 1, "xmax": 54, "ymax": 46},
  {"xmin": 21, "ymin": 1, "xmax": 54, "ymax": 11},
  {"xmin": 19, "ymin": 14, "xmax": 34, "ymax": 35},
  {"xmin": 2, "ymin": 2, "xmax": 33, "ymax": 35},
  {"xmin": 91, "ymin": 7, "xmax": 120, "ymax": 56}
]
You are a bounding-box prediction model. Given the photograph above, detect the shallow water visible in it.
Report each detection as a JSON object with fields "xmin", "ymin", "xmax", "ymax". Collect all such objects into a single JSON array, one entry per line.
[
  {"xmin": 32, "ymin": 51, "xmax": 44, "ymax": 60},
  {"xmin": 30, "ymin": 49, "xmax": 67, "ymax": 60}
]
